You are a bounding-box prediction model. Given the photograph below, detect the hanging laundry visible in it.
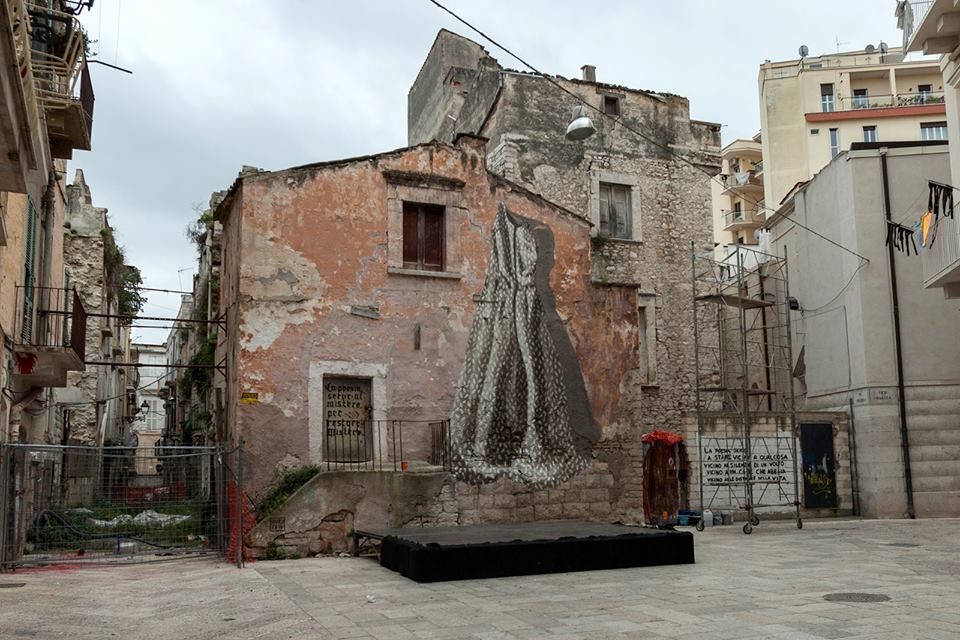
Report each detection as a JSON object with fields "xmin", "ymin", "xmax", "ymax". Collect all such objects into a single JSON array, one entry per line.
[
  {"xmin": 928, "ymin": 181, "xmax": 955, "ymax": 221},
  {"xmin": 921, "ymin": 211, "xmax": 937, "ymax": 248},
  {"xmin": 886, "ymin": 221, "xmax": 918, "ymax": 256}
]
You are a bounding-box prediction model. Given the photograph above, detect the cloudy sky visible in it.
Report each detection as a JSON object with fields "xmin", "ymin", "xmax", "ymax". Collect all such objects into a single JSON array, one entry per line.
[{"xmin": 72, "ymin": 0, "xmax": 908, "ymax": 343}]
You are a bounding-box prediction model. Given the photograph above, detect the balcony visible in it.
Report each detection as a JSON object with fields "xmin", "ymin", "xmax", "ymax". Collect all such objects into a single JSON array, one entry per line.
[
  {"xmin": 900, "ymin": 1, "xmax": 956, "ymax": 54},
  {"xmin": 720, "ymin": 171, "xmax": 763, "ymax": 196},
  {"xmin": 722, "ymin": 207, "xmax": 764, "ymax": 232},
  {"xmin": 13, "ymin": 286, "xmax": 87, "ymax": 387},
  {"xmin": 839, "ymin": 91, "xmax": 945, "ymax": 111},
  {"xmin": 808, "ymin": 89, "xmax": 947, "ymax": 123},
  {"xmin": 21, "ymin": 1, "xmax": 94, "ymax": 158},
  {"xmin": 922, "ymin": 214, "xmax": 960, "ymax": 297}
]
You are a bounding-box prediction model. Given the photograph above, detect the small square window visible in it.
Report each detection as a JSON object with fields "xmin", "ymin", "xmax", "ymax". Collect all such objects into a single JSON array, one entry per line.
[
  {"xmin": 402, "ymin": 202, "xmax": 445, "ymax": 271},
  {"xmin": 603, "ymin": 95, "xmax": 620, "ymax": 116},
  {"xmin": 810, "ymin": 128, "xmax": 820, "ymax": 135},
  {"xmin": 862, "ymin": 125, "xmax": 877, "ymax": 143}
]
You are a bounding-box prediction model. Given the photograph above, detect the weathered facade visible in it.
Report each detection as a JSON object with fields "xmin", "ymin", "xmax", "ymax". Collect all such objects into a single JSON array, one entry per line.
[
  {"xmin": 407, "ymin": 30, "xmax": 721, "ymax": 508},
  {"xmin": 61, "ymin": 169, "xmax": 135, "ymax": 446},
  {"xmin": 217, "ymin": 31, "xmax": 726, "ymax": 554},
  {"xmin": 163, "ymin": 196, "xmax": 224, "ymax": 449},
  {"xmin": 0, "ymin": 0, "xmax": 97, "ymax": 447},
  {"xmin": 217, "ymin": 136, "xmax": 647, "ymax": 532}
]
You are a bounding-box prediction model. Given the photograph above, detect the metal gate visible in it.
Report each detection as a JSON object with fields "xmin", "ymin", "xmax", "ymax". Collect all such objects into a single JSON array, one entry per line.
[{"xmin": 0, "ymin": 443, "xmax": 245, "ymax": 570}]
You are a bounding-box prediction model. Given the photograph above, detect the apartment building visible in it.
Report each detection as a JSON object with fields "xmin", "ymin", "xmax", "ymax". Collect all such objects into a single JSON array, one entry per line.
[
  {"xmin": 899, "ymin": 0, "xmax": 960, "ymax": 298},
  {"xmin": 759, "ymin": 46, "xmax": 944, "ymax": 207},
  {"xmin": 710, "ymin": 134, "xmax": 765, "ymax": 254}
]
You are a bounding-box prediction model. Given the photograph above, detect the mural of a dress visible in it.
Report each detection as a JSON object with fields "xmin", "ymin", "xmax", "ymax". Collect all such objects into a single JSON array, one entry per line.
[{"xmin": 450, "ymin": 204, "xmax": 596, "ymax": 487}]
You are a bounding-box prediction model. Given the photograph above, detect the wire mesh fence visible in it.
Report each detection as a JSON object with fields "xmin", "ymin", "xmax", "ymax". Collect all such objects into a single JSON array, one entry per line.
[{"xmin": 0, "ymin": 443, "xmax": 241, "ymax": 570}]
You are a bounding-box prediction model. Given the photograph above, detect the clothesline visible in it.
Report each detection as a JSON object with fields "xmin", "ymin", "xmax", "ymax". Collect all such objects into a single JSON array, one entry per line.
[{"xmin": 886, "ymin": 180, "xmax": 956, "ymax": 256}]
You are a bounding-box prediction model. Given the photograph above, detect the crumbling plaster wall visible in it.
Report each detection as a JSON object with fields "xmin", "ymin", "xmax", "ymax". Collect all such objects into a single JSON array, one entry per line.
[{"xmin": 222, "ymin": 138, "xmax": 640, "ymax": 520}]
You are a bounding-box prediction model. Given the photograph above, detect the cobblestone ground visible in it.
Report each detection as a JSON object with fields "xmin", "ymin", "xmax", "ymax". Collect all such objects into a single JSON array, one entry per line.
[{"xmin": 0, "ymin": 518, "xmax": 958, "ymax": 639}]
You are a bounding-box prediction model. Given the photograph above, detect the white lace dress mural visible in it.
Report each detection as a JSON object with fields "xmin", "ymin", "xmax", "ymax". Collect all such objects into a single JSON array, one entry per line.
[{"xmin": 450, "ymin": 205, "xmax": 589, "ymax": 487}]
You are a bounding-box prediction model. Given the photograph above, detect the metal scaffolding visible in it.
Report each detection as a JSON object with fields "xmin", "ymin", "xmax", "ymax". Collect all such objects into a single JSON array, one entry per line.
[{"xmin": 691, "ymin": 244, "xmax": 801, "ymax": 534}]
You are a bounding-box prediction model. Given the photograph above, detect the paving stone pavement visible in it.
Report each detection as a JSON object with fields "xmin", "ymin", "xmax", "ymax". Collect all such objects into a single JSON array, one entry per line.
[{"xmin": 1, "ymin": 518, "xmax": 958, "ymax": 639}]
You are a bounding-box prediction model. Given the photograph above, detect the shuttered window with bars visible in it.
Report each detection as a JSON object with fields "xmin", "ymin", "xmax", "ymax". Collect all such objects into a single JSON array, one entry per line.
[{"xmin": 598, "ymin": 182, "xmax": 632, "ymax": 239}]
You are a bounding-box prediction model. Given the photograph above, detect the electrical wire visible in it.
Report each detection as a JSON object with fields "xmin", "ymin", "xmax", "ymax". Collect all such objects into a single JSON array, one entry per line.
[
  {"xmin": 798, "ymin": 260, "xmax": 869, "ymax": 317},
  {"xmin": 55, "ymin": 367, "xmax": 178, "ymax": 408},
  {"xmin": 425, "ymin": 0, "xmax": 871, "ymax": 264},
  {"xmin": 138, "ymin": 286, "xmax": 195, "ymax": 295}
]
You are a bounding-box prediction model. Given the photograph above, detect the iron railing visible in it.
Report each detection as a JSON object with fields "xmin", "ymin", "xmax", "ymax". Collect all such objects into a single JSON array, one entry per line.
[
  {"xmin": 322, "ymin": 420, "xmax": 451, "ymax": 472},
  {"xmin": 5, "ymin": 1, "xmax": 95, "ymax": 147},
  {"xmin": 15, "ymin": 285, "xmax": 87, "ymax": 361},
  {"xmin": 721, "ymin": 171, "xmax": 762, "ymax": 190},
  {"xmin": 26, "ymin": 2, "xmax": 87, "ymax": 107},
  {"xmin": 722, "ymin": 208, "xmax": 763, "ymax": 228},
  {"xmin": 901, "ymin": 1, "xmax": 935, "ymax": 50},
  {"xmin": 839, "ymin": 91, "xmax": 944, "ymax": 110}
]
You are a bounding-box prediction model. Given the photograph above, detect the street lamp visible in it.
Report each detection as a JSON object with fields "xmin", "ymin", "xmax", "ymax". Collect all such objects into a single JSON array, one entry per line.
[{"xmin": 565, "ymin": 104, "xmax": 596, "ymax": 141}]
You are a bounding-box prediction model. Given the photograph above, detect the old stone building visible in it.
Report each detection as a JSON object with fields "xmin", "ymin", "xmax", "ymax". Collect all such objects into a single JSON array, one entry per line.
[
  {"xmin": 211, "ymin": 32, "xmax": 729, "ymax": 555},
  {"xmin": 408, "ymin": 30, "xmax": 722, "ymax": 501},
  {"xmin": 217, "ymin": 135, "xmax": 653, "ymax": 545},
  {"xmin": 162, "ymin": 198, "xmax": 224, "ymax": 449},
  {"xmin": 61, "ymin": 169, "xmax": 136, "ymax": 446}
]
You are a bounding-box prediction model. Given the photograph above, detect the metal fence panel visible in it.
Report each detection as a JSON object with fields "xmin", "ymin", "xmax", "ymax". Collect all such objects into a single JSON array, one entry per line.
[{"xmin": 0, "ymin": 444, "xmax": 231, "ymax": 570}]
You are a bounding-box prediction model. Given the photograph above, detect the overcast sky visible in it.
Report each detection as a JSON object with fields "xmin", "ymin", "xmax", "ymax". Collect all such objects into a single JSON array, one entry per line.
[{"xmin": 73, "ymin": 0, "xmax": 908, "ymax": 344}]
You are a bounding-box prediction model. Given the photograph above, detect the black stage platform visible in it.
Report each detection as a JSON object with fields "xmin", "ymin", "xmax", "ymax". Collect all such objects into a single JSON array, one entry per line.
[{"xmin": 354, "ymin": 521, "xmax": 694, "ymax": 583}]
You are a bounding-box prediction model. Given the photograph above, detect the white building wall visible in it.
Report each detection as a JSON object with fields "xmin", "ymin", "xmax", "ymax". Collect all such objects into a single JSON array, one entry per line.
[{"xmin": 771, "ymin": 145, "xmax": 960, "ymax": 518}]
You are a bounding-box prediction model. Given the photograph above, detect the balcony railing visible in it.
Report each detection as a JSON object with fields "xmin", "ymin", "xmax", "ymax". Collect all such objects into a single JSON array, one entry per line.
[
  {"xmin": 839, "ymin": 91, "xmax": 945, "ymax": 110},
  {"xmin": 720, "ymin": 171, "xmax": 762, "ymax": 191},
  {"xmin": 15, "ymin": 285, "xmax": 87, "ymax": 361},
  {"xmin": 15, "ymin": 2, "xmax": 94, "ymax": 154},
  {"xmin": 321, "ymin": 419, "xmax": 452, "ymax": 472},
  {"xmin": 900, "ymin": 1, "xmax": 935, "ymax": 50},
  {"xmin": 922, "ymin": 214, "xmax": 960, "ymax": 289},
  {"xmin": 722, "ymin": 208, "xmax": 764, "ymax": 229}
]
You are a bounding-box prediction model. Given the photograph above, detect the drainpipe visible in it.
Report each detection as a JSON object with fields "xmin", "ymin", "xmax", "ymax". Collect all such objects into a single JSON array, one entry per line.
[{"xmin": 879, "ymin": 149, "xmax": 916, "ymax": 519}]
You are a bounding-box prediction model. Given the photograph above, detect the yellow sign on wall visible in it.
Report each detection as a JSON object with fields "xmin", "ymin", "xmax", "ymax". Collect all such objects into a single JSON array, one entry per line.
[{"xmin": 240, "ymin": 392, "xmax": 259, "ymax": 405}]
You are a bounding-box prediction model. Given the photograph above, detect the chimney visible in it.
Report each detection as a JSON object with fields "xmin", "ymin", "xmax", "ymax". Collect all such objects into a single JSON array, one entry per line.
[{"xmin": 581, "ymin": 65, "xmax": 596, "ymax": 83}]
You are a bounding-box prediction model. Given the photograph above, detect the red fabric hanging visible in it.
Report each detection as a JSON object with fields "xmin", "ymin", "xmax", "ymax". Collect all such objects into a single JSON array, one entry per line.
[{"xmin": 641, "ymin": 430, "xmax": 684, "ymax": 445}]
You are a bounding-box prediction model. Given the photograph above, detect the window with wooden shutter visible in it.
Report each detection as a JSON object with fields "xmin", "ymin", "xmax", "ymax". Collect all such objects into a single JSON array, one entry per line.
[
  {"xmin": 402, "ymin": 202, "xmax": 445, "ymax": 271},
  {"xmin": 598, "ymin": 182, "xmax": 632, "ymax": 240},
  {"xmin": 21, "ymin": 197, "xmax": 37, "ymax": 343}
]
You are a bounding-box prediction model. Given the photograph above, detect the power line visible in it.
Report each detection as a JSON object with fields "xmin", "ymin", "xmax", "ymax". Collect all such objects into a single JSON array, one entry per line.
[
  {"xmin": 425, "ymin": 0, "xmax": 870, "ymax": 264},
  {"xmin": 56, "ymin": 366, "xmax": 177, "ymax": 408},
  {"xmin": 139, "ymin": 286, "xmax": 195, "ymax": 295}
]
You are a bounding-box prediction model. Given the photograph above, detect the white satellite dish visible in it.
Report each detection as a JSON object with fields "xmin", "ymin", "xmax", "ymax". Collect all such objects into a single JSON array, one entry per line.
[
  {"xmin": 799, "ymin": 45, "xmax": 809, "ymax": 58},
  {"xmin": 879, "ymin": 41, "xmax": 889, "ymax": 54},
  {"xmin": 865, "ymin": 44, "xmax": 876, "ymax": 54}
]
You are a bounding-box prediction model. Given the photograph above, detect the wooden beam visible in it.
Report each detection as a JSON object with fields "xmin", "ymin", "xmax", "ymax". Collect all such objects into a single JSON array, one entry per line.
[{"xmin": 924, "ymin": 36, "xmax": 959, "ymax": 54}]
